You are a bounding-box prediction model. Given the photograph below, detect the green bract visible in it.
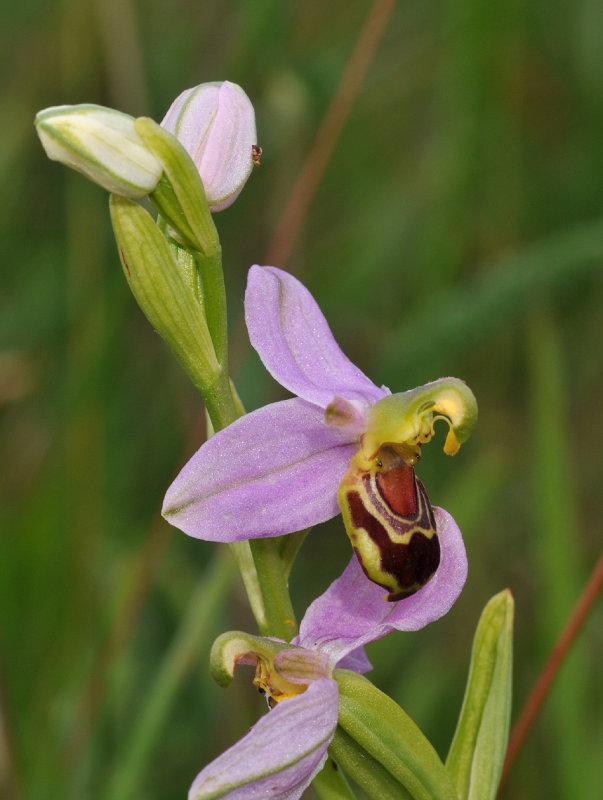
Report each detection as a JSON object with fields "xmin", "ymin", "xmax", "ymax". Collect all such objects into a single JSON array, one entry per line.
[
  {"xmin": 136, "ymin": 117, "xmax": 220, "ymax": 255},
  {"xmin": 334, "ymin": 670, "xmax": 459, "ymax": 800},
  {"xmin": 109, "ymin": 194, "xmax": 220, "ymax": 395}
]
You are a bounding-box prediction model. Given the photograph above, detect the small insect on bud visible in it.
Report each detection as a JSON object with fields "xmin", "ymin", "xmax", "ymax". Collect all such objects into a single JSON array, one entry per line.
[
  {"xmin": 338, "ymin": 447, "xmax": 440, "ymax": 601},
  {"xmin": 251, "ymin": 144, "xmax": 263, "ymax": 166}
]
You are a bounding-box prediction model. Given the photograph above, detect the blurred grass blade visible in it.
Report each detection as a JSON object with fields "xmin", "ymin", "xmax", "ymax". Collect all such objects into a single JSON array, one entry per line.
[
  {"xmin": 334, "ymin": 670, "xmax": 458, "ymax": 800},
  {"xmin": 445, "ymin": 589, "xmax": 514, "ymax": 800},
  {"xmin": 102, "ymin": 549, "xmax": 236, "ymax": 800},
  {"xmin": 502, "ymin": 551, "xmax": 603, "ymax": 788},
  {"xmin": 378, "ymin": 219, "xmax": 603, "ymax": 377},
  {"xmin": 523, "ymin": 307, "xmax": 590, "ymax": 795}
]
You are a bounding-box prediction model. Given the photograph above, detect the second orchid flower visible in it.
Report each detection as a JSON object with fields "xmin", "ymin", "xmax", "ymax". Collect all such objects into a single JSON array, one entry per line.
[{"xmin": 190, "ymin": 515, "xmax": 467, "ymax": 800}]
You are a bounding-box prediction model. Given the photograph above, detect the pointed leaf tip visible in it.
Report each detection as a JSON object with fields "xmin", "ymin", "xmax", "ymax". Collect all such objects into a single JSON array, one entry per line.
[{"xmin": 446, "ymin": 589, "xmax": 514, "ymax": 800}]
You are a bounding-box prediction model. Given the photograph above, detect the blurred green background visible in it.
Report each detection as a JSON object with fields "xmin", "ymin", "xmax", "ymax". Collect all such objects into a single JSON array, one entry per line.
[{"xmin": 1, "ymin": 0, "xmax": 602, "ymax": 798}]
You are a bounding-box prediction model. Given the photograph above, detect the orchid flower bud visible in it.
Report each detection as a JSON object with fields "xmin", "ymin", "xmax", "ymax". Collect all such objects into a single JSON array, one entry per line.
[
  {"xmin": 161, "ymin": 81, "xmax": 257, "ymax": 212},
  {"xmin": 35, "ymin": 105, "xmax": 163, "ymax": 198}
]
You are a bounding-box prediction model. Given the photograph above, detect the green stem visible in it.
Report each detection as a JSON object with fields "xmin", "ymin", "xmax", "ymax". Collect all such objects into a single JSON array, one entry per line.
[
  {"xmin": 227, "ymin": 541, "xmax": 268, "ymax": 632},
  {"xmin": 192, "ymin": 242, "xmax": 298, "ymax": 640},
  {"xmin": 195, "ymin": 246, "xmax": 229, "ymax": 371},
  {"xmin": 200, "ymin": 337, "xmax": 296, "ymax": 641},
  {"xmin": 279, "ymin": 529, "xmax": 310, "ymax": 580},
  {"xmin": 170, "ymin": 236, "xmax": 297, "ymax": 643},
  {"xmin": 249, "ymin": 538, "xmax": 298, "ymax": 641},
  {"xmin": 203, "ymin": 369, "xmax": 238, "ymax": 434}
]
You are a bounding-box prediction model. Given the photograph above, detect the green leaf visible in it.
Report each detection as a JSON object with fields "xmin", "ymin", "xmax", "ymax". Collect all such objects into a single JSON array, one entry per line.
[
  {"xmin": 328, "ymin": 727, "xmax": 414, "ymax": 800},
  {"xmin": 334, "ymin": 670, "xmax": 458, "ymax": 800},
  {"xmin": 445, "ymin": 589, "xmax": 514, "ymax": 800}
]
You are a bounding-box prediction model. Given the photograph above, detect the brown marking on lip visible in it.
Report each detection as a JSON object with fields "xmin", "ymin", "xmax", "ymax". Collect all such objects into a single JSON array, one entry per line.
[{"xmin": 347, "ymin": 488, "xmax": 440, "ymax": 599}]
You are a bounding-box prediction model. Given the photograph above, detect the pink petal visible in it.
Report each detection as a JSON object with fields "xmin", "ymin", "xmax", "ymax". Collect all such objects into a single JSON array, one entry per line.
[
  {"xmin": 163, "ymin": 398, "xmax": 356, "ymax": 541},
  {"xmin": 188, "ymin": 678, "xmax": 339, "ymax": 800},
  {"xmin": 273, "ymin": 648, "xmax": 330, "ymax": 684},
  {"xmin": 245, "ymin": 266, "xmax": 387, "ymax": 410},
  {"xmin": 297, "ymin": 507, "xmax": 467, "ymax": 667},
  {"xmin": 162, "ymin": 81, "xmax": 256, "ymax": 212},
  {"xmin": 331, "ymin": 646, "xmax": 373, "ymax": 674}
]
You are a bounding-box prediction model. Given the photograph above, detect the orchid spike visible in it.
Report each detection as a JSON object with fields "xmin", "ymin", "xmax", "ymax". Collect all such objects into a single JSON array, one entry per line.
[{"xmin": 163, "ymin": 266, "xmax": 476, "ymax": 600}]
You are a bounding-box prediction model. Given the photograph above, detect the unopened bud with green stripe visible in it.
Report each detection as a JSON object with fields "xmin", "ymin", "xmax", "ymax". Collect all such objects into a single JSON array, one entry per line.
[{"xmin": 35, "ymin": 104, "xmax": 163, "ymax": 198}]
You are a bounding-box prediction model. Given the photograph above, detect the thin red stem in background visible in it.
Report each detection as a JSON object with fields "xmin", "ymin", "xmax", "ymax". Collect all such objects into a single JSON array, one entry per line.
[
  {"xmin": 265, "ymin": 0, "xmax": 397, "ymax": 268},
  {"xmin": 500, "ymin": 550, "xmax": 603, "ymax": 789}
]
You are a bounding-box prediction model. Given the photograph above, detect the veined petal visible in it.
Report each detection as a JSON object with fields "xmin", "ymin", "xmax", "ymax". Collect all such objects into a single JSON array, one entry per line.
[
  {"xmin": 197, "ymin": 82, "xmax": 256, "ymax": 212},
  {"xmin": 161, "ymin": 81, "xmax": 256, "ymax": 212},
  {"xmin": 188, "ymin": 678, "xmax": 339, "ymax": 800},
  {"xmin": 297, "ymin": 508, "xmax": 467, "ymax": 667},
  {"xmin": 163, "ymin": 398, "xmax": 356, "ymax": 541},
  {"xmin": 286, "ymin": 640, "xmax": 373, "ymax": 675},
  {"xmin": 273, "ymin": 648, "xmax": 330, "ymax": 684},
  {"xmin": 245, "ymin": 266, "xmax": 387, "ymax": 410}
]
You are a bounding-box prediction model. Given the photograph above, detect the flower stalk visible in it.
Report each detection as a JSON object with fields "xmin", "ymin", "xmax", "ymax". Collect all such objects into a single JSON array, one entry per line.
[{"xmin": 248, "ymin": 539, "xmax": 298, "ymax": 639}]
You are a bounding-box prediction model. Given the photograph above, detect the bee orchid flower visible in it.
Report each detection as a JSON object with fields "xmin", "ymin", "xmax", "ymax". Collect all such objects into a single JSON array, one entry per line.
[
  {"xmin": 163, "ymin": 266, "xmax": 476, "ymax": 601},
  {"xmin": 190, "ymin": 517, "xmax": 466, "ymax": 800}
]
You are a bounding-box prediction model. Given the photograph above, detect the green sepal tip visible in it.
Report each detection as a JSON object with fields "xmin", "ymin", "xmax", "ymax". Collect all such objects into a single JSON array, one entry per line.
[{"xmin": 135, "ymin": 117, "xmax": 219, "ymax": 255}]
